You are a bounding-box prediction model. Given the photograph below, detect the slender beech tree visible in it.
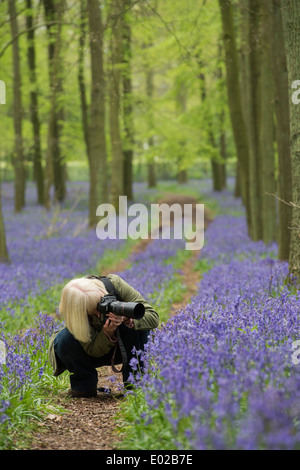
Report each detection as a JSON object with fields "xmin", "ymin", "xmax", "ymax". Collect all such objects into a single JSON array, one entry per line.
[
  {"xmin": 219, "ymin": 0, "xmax": 251, "ymax": 232},
  {"xmin": 247, "ymin": 0, "xmax": 263, "ymax": 240},
  {"xmin": 43, "ymin": 0, "xmax": 66, "ymax": 205},
  {"xmin": 269, "ymin": 0, "xmax": 292, "ymax": 261},
  {"xmin": 197, "ymin": 56, "xmax": 224, "ymax": 191},
  {"xmin": 122, "ymin": 0, "xmax": 134, "ymax": 201},
  {"xmin": 108, "ymin": 0, "xmax": 124, "ymax": 212},
  {"xmin": 175, "ymin": 78, "xmax": 188, "ymax": 185},
  {"xmin": 238, "ymin": 0, "xmax": 251, "ymax": 201},
  {"xmin": 0, "ymin": 183, "xmax": 9, "ymax": 263},
  {"xmin": 8, "ymin": 0, "xmax": 26, "ymax": 212},
  {"xmin": 208, "ymin": 47, "xmax": 227, "ymax": 192},
  {"xmin": 238, "ymin": 0, "xmax": 277, "ymax": 243},
  {"xmin": 87, "ymin": 0, "xmax": 108, "ymax": 226},
  {"xmin": 26, "ymin": 0, "xmax": 44, "ymax": 205},
  {"xmin": 217, "ymin": 48, "xmax": 227, "ymax": 192},
  {"xmin": 78, "ymin": 0, "xmax": 90, "ymax": 164},
  {"xmin": 146, "ymin": 67, "xmax": 156, "ymax": 188},
  {"xmin": 281, "ymin": 0, "xmax": 300, "ymax": 281},
  {"xmin": 257, "ymin": 0, "xmax": 277, "ymax": 244}
]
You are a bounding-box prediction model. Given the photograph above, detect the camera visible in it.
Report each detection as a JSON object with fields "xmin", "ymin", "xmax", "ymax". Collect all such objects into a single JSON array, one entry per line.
[{"xmin": 96, "ymin": 294, "xmax": 145, "ymax": 325}]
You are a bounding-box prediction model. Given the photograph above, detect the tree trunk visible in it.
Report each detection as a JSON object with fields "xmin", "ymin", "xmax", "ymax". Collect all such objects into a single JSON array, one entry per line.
[
  {"xmin": 43, "ymin": 0, "xmax": 66, "ymax": 205},
  {"xmin": 122, "ymin": 0, "xmax": 134, "ymax": 201},
  {"xmin": 0, "ymin": 184, "xmax": 9, "ymax": 263},
  {"xmin": 219, "ymin": 0, "xmax": 251, "ymax": 228},
  {"xmin": 177, "ymin": 169, "xmax": 188, "ymax": 184},
  {"xmin": 175, "ymin": 79, "xmax": 188, "ymax": 185},
  {"xmin": 148, "ymin": 159, "xmax": 156, "ymax": 188},
  {"xmin": 216, "ymin": 48, "xmax": 227, "ymax": 190},
  {"xmin": 109, "ymin": 0, "xmax": 124, "ymax": 212},
  {"xmin": 198, "ymin": 54, "xmax": 225, "ymax": 192},
  {"xmin": 258, "ymin": 1, "xmax": 277, "ymax": 244},
  {"xmin": 146, "ymin": 68, "xmax": 156, "ymax": 188},
  {"xmin": 78, "ymin": 0, "xmax": 90, "ymax": 165},
  {"xmin": 219, "ymin": 120, "xmax": 227, "ymax": 190},
  {"xmin": 8, "ymin": 0, "xmax": 26, "ymax": 212},
  {"xmin": 26, "ymin": 0, "xmax": 44, "ymax": 206},
  {"xmin": 234, "ymin": 161, "xmax": 241, "ymax": 198},
  {"xmin": 87, "ymin": 0, "xmax": 108, "ymax": 226},
  {"xmin": 211, "ymin": 161, "xmax": 225, "ymax": 191},
  {"xmin": 247, "ymin": 0, "xmax": 263, "ymax": 240},
  {"xmin": 270, "ymin": 0, "xmax": 293, "ymax": 260},
  {"xmin": 281, "ymin": 0, "xmax": 300, "ymax": 281}
]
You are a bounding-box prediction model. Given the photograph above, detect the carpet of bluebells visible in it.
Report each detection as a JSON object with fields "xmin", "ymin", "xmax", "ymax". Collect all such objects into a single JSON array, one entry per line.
[
  {"xmin": 0, "ymin": 181, "xmax": 184, "ymax": 445},
  {"xmin": 0, "ymin": 182, "xmax": 125, "ymax": 316},
  {"xmin": 127, "ymin": 191, "xmax": 300, "ymax": 450},
  {"xmin": 1, "ymin": 179, "xmax": 300, "ymax": 450}
]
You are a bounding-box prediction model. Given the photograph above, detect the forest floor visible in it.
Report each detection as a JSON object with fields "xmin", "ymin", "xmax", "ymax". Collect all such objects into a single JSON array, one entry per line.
[{"xmin": 29, "ymin": 195, "xmax": 211, "ymax": 451}]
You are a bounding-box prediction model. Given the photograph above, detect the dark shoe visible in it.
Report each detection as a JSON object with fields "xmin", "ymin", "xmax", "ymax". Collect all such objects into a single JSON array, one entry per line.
[{"xmin": 66, "ymin": 389, "xmax": 97, "ymax": 398}]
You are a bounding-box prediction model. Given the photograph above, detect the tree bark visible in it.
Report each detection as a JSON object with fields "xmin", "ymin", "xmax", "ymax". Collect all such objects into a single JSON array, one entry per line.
[
  {"xmin": 216, "ymin": 46, "xmax": 227, "ymax": 191},
  {"xmin": 270, "ymin": 0, "xmax": 293, "ymax": 260},
  {"xmin": 198, "ymin": 49, "xmax": 226, "ymax": 192},
  {"xmin": 109, "ymin": 0, "xmax": 124, "ymax": 212},
  {"xmin": 175, "ymin": 78, "xmax": 188, "ymax": 185},
  {"xmin": 43, "ymin": 0, "xmax": 66, "ymax": 205},
  {"xmin": 122, "ymin": 0, "xmax": 134, "ymax": 201},
  {"xmin": 281, "ymin": 0, "xmax": 300, "ymax": 280},
  {"xmin": 147, "ymin": 159, "xmax": 156, "ymax": 188},
  {"xmin": 8, "ymin": 0, "xmax": 26, "ymax": 212},
  {"xmin": 0, "ymin": 184, "xmax": 9, "ymax": 263},
  {"xmin": 247, "ymin": 0, "xmax": 263, "ymax": 241},
  {"xmin": 146, "ymin": 68, "xmax": 156, "ymax": 188},
  {"xmin": 26, "ymin": 0, "xmax": 44, "ymax": 205},
  {"xmin": 78, "ymin": 0, "xmax": 90, "ymax": 165},
  {"xmin": 87, "ymin": 0, "xmax": 108, "ymax": 226},
  {"xmin": 219, "ymin": 0, "xmax": 251, "ymax": 228},
  {"xmin": 234, "ymin": 161, "xmax": 241, "ymax": 198},
  {"xmin": 257, "ymin": 0, "xmax": 277, "ymax": 244}
]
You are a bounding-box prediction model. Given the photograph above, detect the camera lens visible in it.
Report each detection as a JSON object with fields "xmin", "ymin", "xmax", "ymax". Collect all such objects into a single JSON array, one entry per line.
[{"xmin": 111, "ymin": 301, "xmax": 145, "ymax": 320}]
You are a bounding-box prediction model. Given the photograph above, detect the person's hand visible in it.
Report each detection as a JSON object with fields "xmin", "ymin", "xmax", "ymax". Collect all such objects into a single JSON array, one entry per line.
[{"xmin": 102, "ymin": 312, "xmax": 123, "ymax": 337}]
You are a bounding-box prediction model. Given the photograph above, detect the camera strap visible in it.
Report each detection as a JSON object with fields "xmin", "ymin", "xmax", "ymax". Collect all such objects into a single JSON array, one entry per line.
[
  {"xmin": 86, "ymin": 275, "xmax": 122, "ymax": 300},
  {"xmin": 88, "ymin": 275, "xmax": 128, "ymax": 374},
  {"xmin": 111, "ymin": 327, "xmax": 128, "ymax": 374}
]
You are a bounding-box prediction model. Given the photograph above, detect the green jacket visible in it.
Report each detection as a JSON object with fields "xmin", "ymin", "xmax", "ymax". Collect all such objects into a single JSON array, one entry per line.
[{"xmin": 48, "ymin": 274, "xmax": 159, "ymax": 376}]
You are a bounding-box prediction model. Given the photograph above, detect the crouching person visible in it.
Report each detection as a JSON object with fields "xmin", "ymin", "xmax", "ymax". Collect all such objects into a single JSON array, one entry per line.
[{"xmin": 48, "ymin": 274, "xmax": 159, "ymax": 398}]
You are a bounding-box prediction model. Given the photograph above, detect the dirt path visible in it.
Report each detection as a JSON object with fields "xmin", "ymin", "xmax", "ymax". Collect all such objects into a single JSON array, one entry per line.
[
  {"xmin": 32, "ymin": 370, "xmax": 124, "ymax": 450},
  {"xmin": 30, "ymin": 194, "xmax": 212, "ymax": 451}
]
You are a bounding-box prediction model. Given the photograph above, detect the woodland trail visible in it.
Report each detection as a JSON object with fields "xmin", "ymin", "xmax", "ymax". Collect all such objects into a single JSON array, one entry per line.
[{"xmin": 29, "ymin": 195, "xmax": 211, "ymax": 451}]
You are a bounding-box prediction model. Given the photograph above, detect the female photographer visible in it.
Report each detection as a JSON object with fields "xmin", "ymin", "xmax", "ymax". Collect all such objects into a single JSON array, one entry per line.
[{"xmin": 48, "ymin": 274, "xmax": 159, "ymax": 398}]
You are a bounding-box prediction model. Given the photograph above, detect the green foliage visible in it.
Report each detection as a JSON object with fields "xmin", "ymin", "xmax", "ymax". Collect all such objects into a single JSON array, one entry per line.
[
  {"xmin": 131, "ymin": 0, "xmax": 231, "ymax": 173},
  {"xmin": 0, "ymin": 335, "xmax": 69, "ymax": 449},
  {"xmin": 116, "ymin": 387, "xmax": 192, "ymax": 450},
  {"xmin": 0, "ymin": 0, "xmax": 233, "ymax": 179}
]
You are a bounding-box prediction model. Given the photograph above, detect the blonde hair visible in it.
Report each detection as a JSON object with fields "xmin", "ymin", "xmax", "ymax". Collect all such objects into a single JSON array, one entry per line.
[{"xmin": 59, "ymin": 277, "xmax": 108, "ymax": 343}]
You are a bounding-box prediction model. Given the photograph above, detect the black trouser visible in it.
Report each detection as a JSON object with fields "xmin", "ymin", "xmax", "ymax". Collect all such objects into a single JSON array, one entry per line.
[{"xmin": 53, "ymin": 323, "xmax": 149, "ymax": 393}]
